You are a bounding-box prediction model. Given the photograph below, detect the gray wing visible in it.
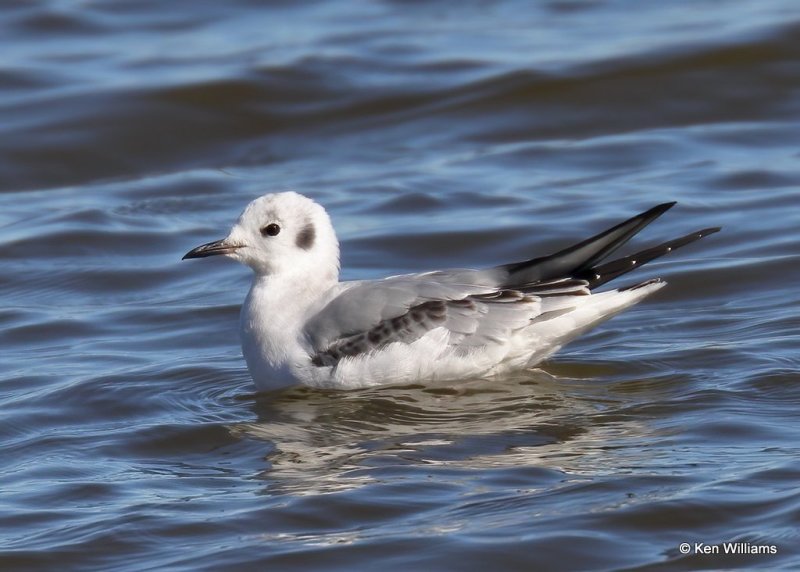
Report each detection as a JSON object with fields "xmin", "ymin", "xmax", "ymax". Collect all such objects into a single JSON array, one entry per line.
[
  {"xmin": 305, "ymin": 201, "xmax": 720, "ymax": 368},
  {"xmin": 305, "ymin": 270, "xmax": 589, "ymax": 367}
]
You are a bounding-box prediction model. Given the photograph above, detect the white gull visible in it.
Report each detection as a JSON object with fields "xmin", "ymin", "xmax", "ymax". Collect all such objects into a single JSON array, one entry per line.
[{"xmin": 183, "ymin": 192, "xmax": 718, "ymax": 391}]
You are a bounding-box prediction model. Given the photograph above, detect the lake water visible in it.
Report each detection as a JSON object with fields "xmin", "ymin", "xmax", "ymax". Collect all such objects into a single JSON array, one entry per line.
[{"xmin": 1, "ymin": 1, "xmax": 799, "ymax": 570}]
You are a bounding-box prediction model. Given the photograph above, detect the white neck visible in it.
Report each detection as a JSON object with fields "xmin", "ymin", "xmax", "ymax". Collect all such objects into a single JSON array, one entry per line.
[{"xmin": 239, "ymin": 269, "xmax": 337, "ymax": 389}]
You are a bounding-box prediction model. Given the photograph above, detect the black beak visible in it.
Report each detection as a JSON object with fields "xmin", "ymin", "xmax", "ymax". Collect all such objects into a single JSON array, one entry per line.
[{"xmin": 182, "ymin": 238, "xmax": 241, "ymax": 260}]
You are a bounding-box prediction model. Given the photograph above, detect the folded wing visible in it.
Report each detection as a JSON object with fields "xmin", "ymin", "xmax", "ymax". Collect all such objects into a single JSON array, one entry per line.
[
  {"xmin": 306, "ymin": 276, "xmax": 589, "ymax": 367},
  {"xmin": 304, "ymin": 202, "xmax": 719, "ymax": 368}
]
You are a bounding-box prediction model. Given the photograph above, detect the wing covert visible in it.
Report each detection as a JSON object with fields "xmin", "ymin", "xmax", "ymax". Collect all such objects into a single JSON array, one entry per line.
[{"xmin": 305, "ymin": 274, "xmax": 591, "ymax": 368}]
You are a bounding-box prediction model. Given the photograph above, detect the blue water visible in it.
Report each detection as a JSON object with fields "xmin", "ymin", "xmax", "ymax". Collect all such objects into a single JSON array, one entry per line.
[{"xmin": 1, "ymin": 1, "xmax": 799, "ymax": 570}]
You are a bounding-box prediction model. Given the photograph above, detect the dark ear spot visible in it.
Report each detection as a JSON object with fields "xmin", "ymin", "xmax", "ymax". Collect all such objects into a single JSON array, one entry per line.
[{"xmin": 296, "ymin": 222, "xmax": 315, "ymax": 250}]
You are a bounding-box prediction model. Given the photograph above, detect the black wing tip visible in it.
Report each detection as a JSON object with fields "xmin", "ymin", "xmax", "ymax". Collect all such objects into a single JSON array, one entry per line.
[
  {"xmin": 498, "ymin": 200, "xmax": 712, "ymax": 288},
  {"xmin": 698, "ymin": 226, "xmax": 722, "ymax": 236},
  {"xmin": 583, "ymin": 224, "xmax": 721, "ymax": 289},
  {"xmin": 647, "ymin": 201, "xmax": 677, "ymax": 216}
]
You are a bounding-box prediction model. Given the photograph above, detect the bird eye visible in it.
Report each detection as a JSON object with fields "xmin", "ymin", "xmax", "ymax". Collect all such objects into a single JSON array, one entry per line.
[{"xmin": 261, "ymin": 223, "xmax": 281, "ymax": 237}]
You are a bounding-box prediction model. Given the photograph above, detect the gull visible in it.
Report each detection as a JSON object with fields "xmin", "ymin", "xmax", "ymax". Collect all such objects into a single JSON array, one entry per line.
[{"xmin": 183, "ymin": 192, "xmax": 719, "ymax": 391}]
